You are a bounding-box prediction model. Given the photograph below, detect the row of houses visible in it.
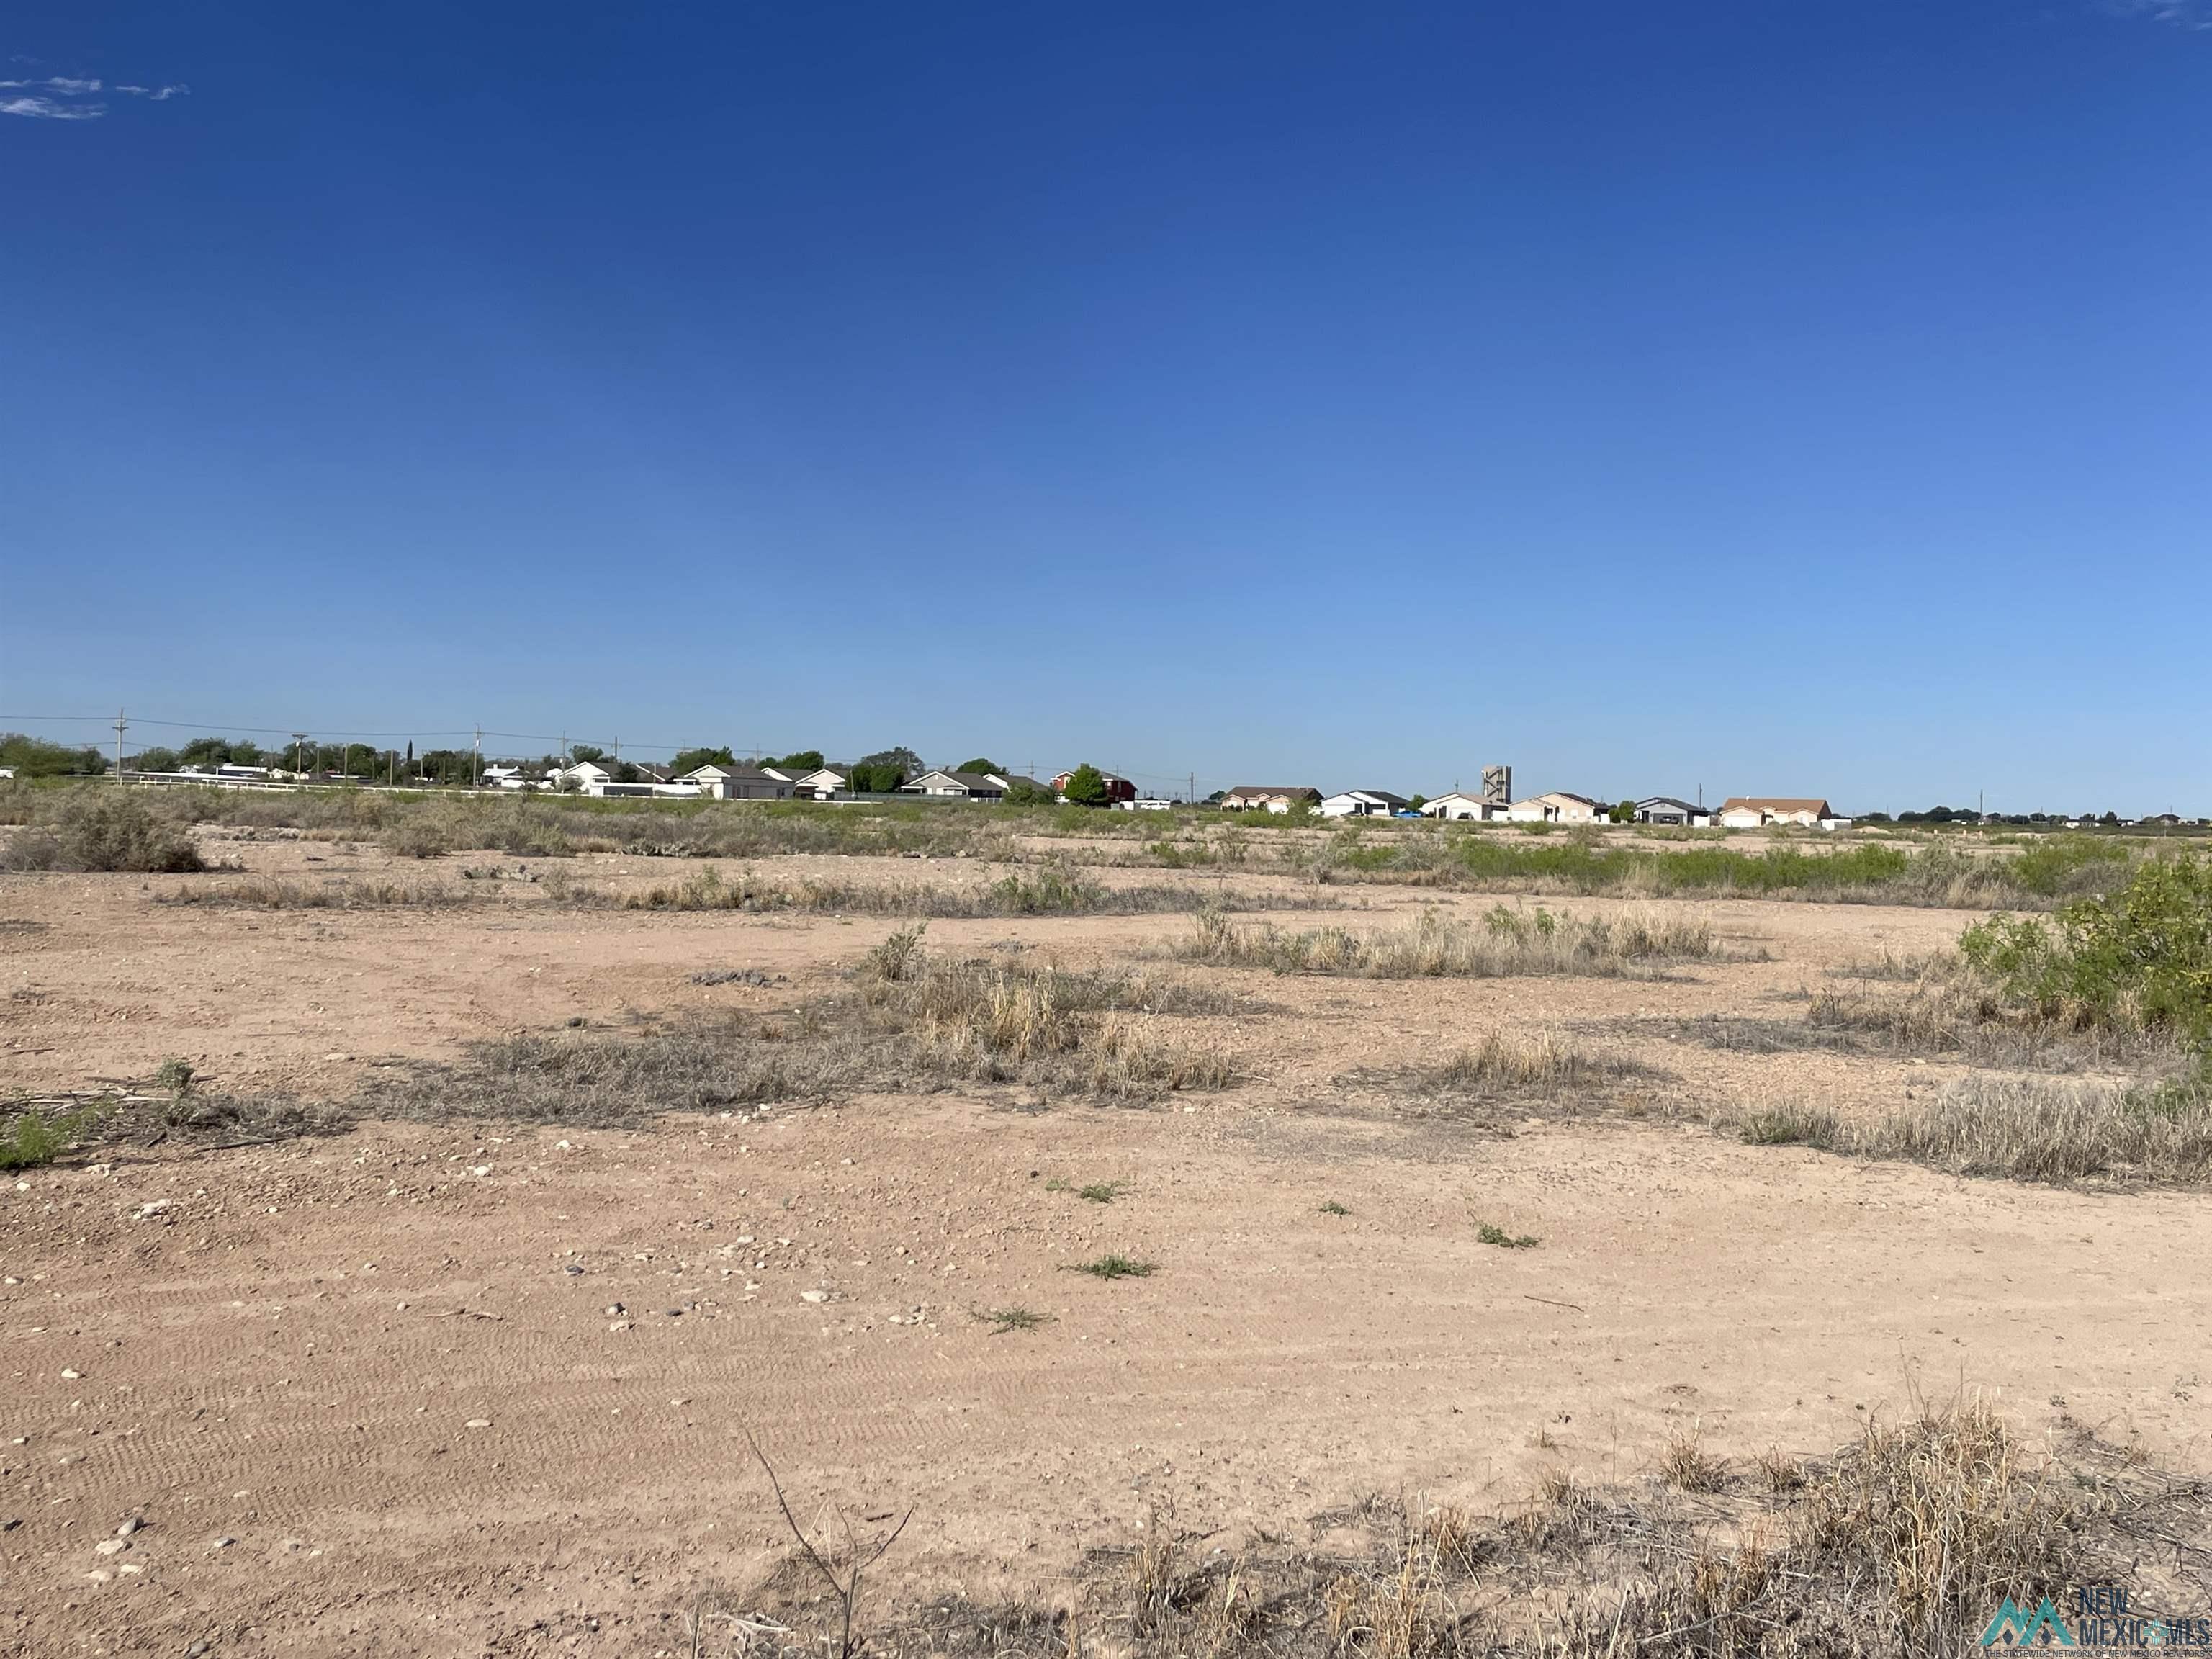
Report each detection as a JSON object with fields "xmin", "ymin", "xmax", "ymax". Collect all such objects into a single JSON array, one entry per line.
[
  {"xmin": 1222, "ymin": 786, "xmax": 1851, "ymax": 829},
  {"xmin": 514, "ymin": 760, "xmax": 1076, "ymax": 803}
]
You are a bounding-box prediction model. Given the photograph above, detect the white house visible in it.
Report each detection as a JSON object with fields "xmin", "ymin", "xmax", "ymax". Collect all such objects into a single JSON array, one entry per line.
[
  {"xmin": 1719, "ymin": 796, "xmax": 1846, "ymax": 830},
  {"xmin": 1635, "ymin": 796, "xmax": 1717, "ymax": 827},
  {"xmin": 901, "ymin": 769, "xmax": 1012, "ymax": 801},
  {"xmin": 553, "ymin": 760, "xmax": 706, "ymax": 799},
  {"xmin": 1506, "ymin": 791, "xmax": 1601, "ymax": 824},
  {"xmin": 1220, "ymin": 786, "xmax": 1321, "ymax": 814},
  {"xmin": 1321, "ymin": 788, "xmax": 1411, "ymax": 819},
  {"xmin": 1419, "ymin": 791, "xmax": 1502, "ymax": 822},
  {"xmin": 678, "ymin": 763, "xmax": 796, "ymax": 801}
]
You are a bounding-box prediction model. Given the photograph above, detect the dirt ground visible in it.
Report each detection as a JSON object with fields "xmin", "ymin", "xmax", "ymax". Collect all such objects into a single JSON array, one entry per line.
[{"xmin": 4, "ymin": 832, "xmax": 2208, "ymax": 1657}]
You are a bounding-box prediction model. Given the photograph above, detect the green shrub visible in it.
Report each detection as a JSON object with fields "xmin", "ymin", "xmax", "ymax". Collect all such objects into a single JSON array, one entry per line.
[
  {"xmin": 1961, "ymin": 854, "xmax": 2212, "ymax": 1044},
  {"xmin": 0, "ymin": 1103, "xmax": 99, "ymax": 1170},
  {"xmin": 1, "ymin": 791, "xmax": 203, "ymax": 873}
]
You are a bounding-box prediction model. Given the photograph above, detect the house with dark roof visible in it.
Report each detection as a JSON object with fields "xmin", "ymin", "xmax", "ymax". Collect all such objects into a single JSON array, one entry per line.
[
  {"xmin": 1635, "ymin": 796, "xmax": 1713, "ymax": 826},
  {"xmin": 1321, "ymin": 788, "xmax": 1411, "ymax": 818},
  {"xmin": 1052, "ymin": 769, "xmax": 1136, "ymax": 804},
  {"xmin": 901, "ymin": 769, "xmax": 1014, "ymax": 801},
  {"xmin": 678, "ymin": 763, "xmax": 796, "ymax": 801},
  {"xmin": 1506, "ymin": 791, "xmax": 1603, "ymax": 824}
]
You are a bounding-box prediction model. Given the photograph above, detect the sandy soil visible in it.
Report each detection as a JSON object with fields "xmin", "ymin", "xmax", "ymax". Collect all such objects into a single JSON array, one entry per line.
[{"xmin": 2, "ymin": 836, "xmax": 2206, "ymax": 1657}]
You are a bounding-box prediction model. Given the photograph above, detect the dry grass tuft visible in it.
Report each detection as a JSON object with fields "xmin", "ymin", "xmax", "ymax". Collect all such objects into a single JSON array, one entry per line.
[
  {"xmin": 1851, "ymin": 1071, "xmax": 2212, "ymax": 1184},
  {"xmin": 1658, "ymin": 1428, "xmax": 1728, "ymax": 1493},
  {"xmin": 1735, "ymin": 1071, "xmax": 2212, "ymax": 1185},
  {"xmin": 156, "ymin": 876, "xmax": 477, "ymax": 910},
  {"xmin": 355, "ymin": 929, "xmax": 1236, "ymax": 1126},
  {"xmin": 799, "ymin": 1400, "xmax": 2188, "ymax": 1659},
  {"xmin": 1670, "ymin": 975, "xmax": 2186, "ymax": 1074},
  {"xmin": 1177, "ymin": 904, "xmax": 1717, "ymax": 980},
  {"xmin": 1355, "ymin": 1031, "xmax": 1659, "ymax": 1114},
  {"xmin": 619, "ymin": 863, "xmax": 1319, "ymax": 918},
  {"xmin": 1, "ymin": 792, "xmax": 203, "ymax": 873}
]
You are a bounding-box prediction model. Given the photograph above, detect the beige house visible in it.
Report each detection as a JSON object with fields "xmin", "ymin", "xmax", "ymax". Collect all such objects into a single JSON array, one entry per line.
[
  {"xmin": 1419, "ymin": 791, "xmax": 1502, "ymax": 822},
  {"xmin": 1719, "ymin": 796, "xmax": 1844, "ymax": 829},
  {"xmin": 1506, "ymin": 791, "xmax": 1602, "ymax": 824},
  {"xmin": 1220, "ymin": 786, "xmax": 1321, "ymax": 813}
]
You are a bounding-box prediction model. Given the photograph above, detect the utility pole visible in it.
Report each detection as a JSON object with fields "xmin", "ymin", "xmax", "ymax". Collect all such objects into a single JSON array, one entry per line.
[{"xmin": 112, "ymin": 708, "xmax": 127, "ymax": 780}]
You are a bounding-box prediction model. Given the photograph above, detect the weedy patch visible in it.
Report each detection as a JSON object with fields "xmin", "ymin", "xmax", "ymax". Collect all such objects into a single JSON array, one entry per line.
[
  {"xmin": 0, "ymin": 792, "xmax": 203, "ymax": 874},
  {"xmin": 0, "ymin": 1102, "xmax": 101, "ymax": 1170},
  {"xmin": 1735, "ymin": 1072, "xmax": 2212, "ymax": 1186},
  {"xmin": 979, "ymin": 1308, "xmax": 1053, "ymax": 1334},
  {"xmin": 1739, "ymin": 1107, "xmax": 1842, "ymax": 1147},
  {"xmin": 1348, "ymin": 1030, "xmax": 1663, "ymax": 1118},
  {"xmin": 156, "ymin": 877, "xmax": 479, "ymax": 910},
  {"xmin": 1176, "ymin": 903, "xmax": 1718, "ymax": 980},
  {"xmin": 1066, "ymin": 1254, "xmax": 1156, "ymax": 1280},
  {"xmin": 1658, "ymin": 1429, "xmax": 1729, "ymax": 1493},
  {"xmin": 353, "ymin": 931, "xmax": 1238, "ymax": 1128},
  {"xmin": 619, "ymin": 862, "xmax": 1321, "ymax": 918},
  {"xmin": 840, "ymin": 1398, "xmax": 2184, "ymax": 1659}
]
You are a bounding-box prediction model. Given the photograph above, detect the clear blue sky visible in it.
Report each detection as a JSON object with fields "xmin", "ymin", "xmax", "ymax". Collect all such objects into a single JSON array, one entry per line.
[{"xmin": 4, "ymin": 1, "xmax": 2208, "ymax": 812}]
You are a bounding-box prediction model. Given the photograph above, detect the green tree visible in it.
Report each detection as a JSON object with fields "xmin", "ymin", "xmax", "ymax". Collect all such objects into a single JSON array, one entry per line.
[
  {"xmin": 860, "ymin": 746, "xmax": 923, "ymax": 777},
  {"xmin": 1061, "ymin": 763, "xmax": 1111, "ymax": 807},
  {"xmin": 672, "ymin": 746, "xmax": 737, "ymax": 775}
]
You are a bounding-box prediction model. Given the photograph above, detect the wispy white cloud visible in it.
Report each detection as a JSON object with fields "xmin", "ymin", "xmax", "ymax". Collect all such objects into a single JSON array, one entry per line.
[
  {"xmin": 0, "ymin": 93, "xmax": 104, "ymax": 120},
  {"xmin": 0, "ymin": 71, "xmax": 187, "ymax": 119},
  {"xmin": 2107, "ymin": 0, "xmax": 2212, "ymax": 28}
]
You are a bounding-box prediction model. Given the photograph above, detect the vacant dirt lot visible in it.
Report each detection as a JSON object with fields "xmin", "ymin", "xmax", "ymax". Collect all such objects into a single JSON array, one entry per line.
[{"xmin": 4, "ymin": 830, "xmax": 2208, "ymax": 1656}]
